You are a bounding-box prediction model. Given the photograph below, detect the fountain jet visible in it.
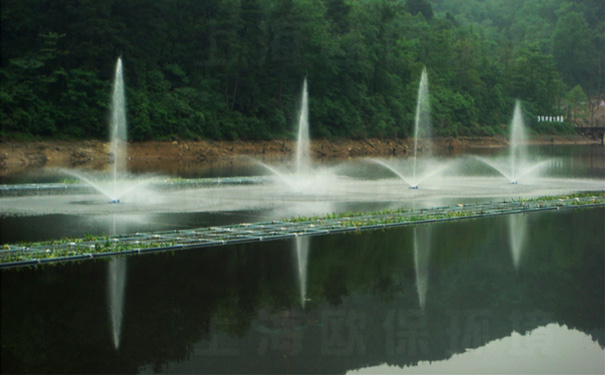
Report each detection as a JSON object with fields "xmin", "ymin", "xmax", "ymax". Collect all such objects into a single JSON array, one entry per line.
[
  {"xmin": 413, "ymin": 68, "xmax": 431, "ymax": 182},
  {"xmin": 364, "ymin": 68, "xmax": 435, "ymax": 189},
  {"xmin": 248, "ymin": 78, "xmax": 322, "ymax": 194},
  {"xmin": 295, "ymin": 78, "xmax": 310, "ymax": 176},
  {"xmin": 509, "ymin": 101, "xmax": 527, "ymax": 184},
  {"xmin": 472, "ymin": 100, "xmax": 553, "ymax": 184},
  {"xmin": 110, "ymin": 57, "xmax": 127, "ymax": 199},
  {"xmin": 56, "ymin": 57, "xmax": 149, "ymax": 203}
]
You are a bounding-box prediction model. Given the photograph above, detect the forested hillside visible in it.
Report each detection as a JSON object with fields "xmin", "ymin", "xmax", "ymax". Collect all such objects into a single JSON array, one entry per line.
[{"xmin": 1, "ymin": 0, "xmax": 602, "ymax": 141}]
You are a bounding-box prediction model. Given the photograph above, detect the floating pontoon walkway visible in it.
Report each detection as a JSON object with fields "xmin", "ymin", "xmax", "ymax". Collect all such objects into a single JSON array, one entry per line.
[{"xmin": 1, "ymin": 194, "xmax": 603, "ymax": 268}]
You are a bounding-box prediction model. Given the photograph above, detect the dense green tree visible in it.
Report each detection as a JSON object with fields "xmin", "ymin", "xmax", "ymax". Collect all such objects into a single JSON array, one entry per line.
[
  {"xmin": 0, "ymin": 0, "xmax": 600, "ymax": 140},
  {"xmin": 406, "ymin": 0, "xmax": 434, "ymax": 20},
  {"xmin": 565, "ymin": 85, "xmax": 588, "ymax": 120},
  {"xmin": 552, "ymin": 9, "xmax": 593, "ymax": 90},
  {"xmin": 507, "ymin": 44, "xmax": 563, "ymax": 115}
]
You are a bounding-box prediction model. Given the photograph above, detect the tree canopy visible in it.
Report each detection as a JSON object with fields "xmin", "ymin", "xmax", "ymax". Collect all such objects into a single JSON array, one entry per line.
[{"xmin": 0, "ymin": 0, "xmax": 601, "ymax": 141}]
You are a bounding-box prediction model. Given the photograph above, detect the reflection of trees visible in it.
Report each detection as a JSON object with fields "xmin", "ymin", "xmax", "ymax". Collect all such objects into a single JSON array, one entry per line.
[{"xmin": 1, "ymin": 208, "xmax": 603, "ymax": 373}]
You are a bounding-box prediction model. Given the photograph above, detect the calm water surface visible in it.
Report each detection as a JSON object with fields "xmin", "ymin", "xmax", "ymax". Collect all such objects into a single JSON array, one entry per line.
[{"xmin": 1, "ymin": 207, "xmax": 603, "ymax": 374}]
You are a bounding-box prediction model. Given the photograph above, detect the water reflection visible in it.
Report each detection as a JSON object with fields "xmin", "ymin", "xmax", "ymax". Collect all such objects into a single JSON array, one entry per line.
[
  {"xmin": 107, "ymin": 257, "xmax": 127, "ymax": 350},
  {"xmin": 351, "ymin": 324, "xmax": 605, "ymax": 374},
  {"xmin": 1, "ymin": 208, "xmax": 603, "ymax": 374},
  {"xmin": 413, "ymin": 226, "xmax": 431, "ymax": 310},
  {"xmin": 294, "ymin": 237, "xmax": 310, "ymax": 308},
  {"xmin": 107, "ymin": 215, "xmax": 127, "ymax": 350},
  {"xmin": 508, "ymin": 213, "xmax": 528, "ymax": 270}
]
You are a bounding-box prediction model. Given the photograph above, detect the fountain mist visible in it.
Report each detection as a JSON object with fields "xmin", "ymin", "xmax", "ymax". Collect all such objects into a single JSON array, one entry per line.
[{"xmin": 367, "ymin": 158, "xmax": 416, "ymax": 187}]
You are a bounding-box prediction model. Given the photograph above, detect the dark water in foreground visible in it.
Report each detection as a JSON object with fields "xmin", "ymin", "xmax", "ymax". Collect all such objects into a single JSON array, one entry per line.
[{"xmin": 1, "ymin": 207, "xmax": 603, "ymax": 374}]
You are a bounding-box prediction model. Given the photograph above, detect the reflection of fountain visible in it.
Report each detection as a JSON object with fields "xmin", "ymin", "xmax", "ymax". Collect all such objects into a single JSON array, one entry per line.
[
  {"xmin": 508, "ymin": 213, "xmax": 527, "ymax": 270},
  {"xmin": 108, "ymin": 256, "xmax": 127, "ymax": 350},
  {"xmin": 367, "ymin": 68, "xmax": 437, "ymax": 189},
  {"xmin": 58, "ymin": 57, "xmax": 153, "ymax": 203},
  {"xmin": 107, "ymin": 215, "xmax": 127, "ymax": 350},
  {"xmin": 474, "ymin": 101, "xmax": 552, "ymax": 184},
  {"xmin": 413, "ymin": 226, "xmax": 431, "ymax": 310},
  {"xmin": 294, "ymin": 236, "xmax": 310, "ymax": 308}
]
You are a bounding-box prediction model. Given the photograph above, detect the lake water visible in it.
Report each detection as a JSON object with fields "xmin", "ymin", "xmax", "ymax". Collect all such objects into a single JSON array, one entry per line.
[
  {"xmin": 1, "ymin": 207, "xmax": 603, "ymax": 373},
  {"xmin": 0, "ymin": 144, "xmax": 604, "ymax": 374}
]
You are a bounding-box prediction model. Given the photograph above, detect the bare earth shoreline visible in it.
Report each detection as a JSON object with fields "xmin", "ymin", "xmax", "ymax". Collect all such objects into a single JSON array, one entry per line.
[{"xmin": 0, "ymin": 135, "xmax": 599, "ymax": 177}]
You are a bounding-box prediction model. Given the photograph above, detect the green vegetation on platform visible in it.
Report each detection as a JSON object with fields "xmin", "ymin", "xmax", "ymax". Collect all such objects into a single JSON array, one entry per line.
[
  {"xmin": 1, "ymin": 0, "xmax": 602, "ymax": 141},
  {"xmin": 287, "ymin": 192, "xmax": 605, "ymax": 224}
]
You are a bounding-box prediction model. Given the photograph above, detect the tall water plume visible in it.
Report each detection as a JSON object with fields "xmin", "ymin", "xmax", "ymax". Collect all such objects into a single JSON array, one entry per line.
[
  {"xmin": 55, "ymin": 57, "xmax": 159, "ymax": 203},
  {"xmin": 472, "ymin": 100, "xmax": 551, "ymax": 184},
  {"xmin": 295, "ymin": 78, "xmax": 310, "ymax": 175},
  {"xmin": 363, "ymin": 69, "xmax": 440, "ymax": 189},
  {"xmin": 244, "ymin": 78, "xmax": 324, "ymax": 194},
  {"xmin": 413, "ymin": 68, "xmax": 431, "ymax": 182},
  {"xmin": 110, "ymin": 57, "xmax": 127, "ymax": 195}
]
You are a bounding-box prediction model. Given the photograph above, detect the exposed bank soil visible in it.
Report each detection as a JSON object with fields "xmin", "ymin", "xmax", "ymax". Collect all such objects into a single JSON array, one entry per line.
[{"xmin": 0, "ymin": 135, "xmax": 598, "ymax": 177}]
